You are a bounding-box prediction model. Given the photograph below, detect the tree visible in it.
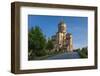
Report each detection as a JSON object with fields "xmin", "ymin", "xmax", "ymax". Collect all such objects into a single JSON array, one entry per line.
[
  {"xmin": 78, "ymin": 47, "xmax": 88, "ymax": 58},
  {"xmin": 46, "ymin": 39, "xmax": 54, "ymax": 51},
  {"xmin": 28, "ymin": 26, "xmax": 47, "ymax": 60}
]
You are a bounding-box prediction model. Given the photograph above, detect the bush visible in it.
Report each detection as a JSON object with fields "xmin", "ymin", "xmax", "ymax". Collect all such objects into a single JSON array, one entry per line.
[
  {"xmin": 35, "ymin": 50, "xmax": 47, "ymax": 57},
  {"xmin": 28, "ymin": 50, "xmax": 36, "ymax": 60},
  {"xmin": 78, "ymin": 47, "xmax": 88, "ymax": 58}
]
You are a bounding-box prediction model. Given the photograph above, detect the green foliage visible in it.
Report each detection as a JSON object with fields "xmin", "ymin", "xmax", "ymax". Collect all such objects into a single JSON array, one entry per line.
[
  {"xmin": 28, "ymin": 26, "xmax": 47, "ymax": 60},
  {"xmin": 78, "ymin": 47, "xmax": 88, "ymax": 58},
  {"xmin": 46, "ymin": 39, "xmax": 54, "ymax": 51},
  {"xmin": 35, "ymin": 49, "xmax": 47, "ymax": 56}
]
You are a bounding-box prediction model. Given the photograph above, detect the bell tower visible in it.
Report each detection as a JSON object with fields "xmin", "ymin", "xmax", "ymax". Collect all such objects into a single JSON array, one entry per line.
[
  {"xmin": 58, "ymin": 20, "xmax": 67, "ymax": 33},
  {"xmin": 57, "ymin": 20, "xmax": 67, "ymax": 50}
]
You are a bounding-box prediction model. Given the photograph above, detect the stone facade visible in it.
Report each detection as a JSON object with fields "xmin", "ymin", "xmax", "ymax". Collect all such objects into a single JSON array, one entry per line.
[{"xmin": 51, "ymin": 20, "xmax": 73, "ymax": 52}]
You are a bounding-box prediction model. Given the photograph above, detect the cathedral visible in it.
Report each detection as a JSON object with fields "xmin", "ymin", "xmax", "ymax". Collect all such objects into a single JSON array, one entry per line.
[{"xmin": 51, "ymin": 20, "xmax": 73, "ymax": 52}]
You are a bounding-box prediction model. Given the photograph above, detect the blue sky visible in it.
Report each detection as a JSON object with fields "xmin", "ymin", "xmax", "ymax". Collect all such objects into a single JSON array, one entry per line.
[{"xmin": 28, "ymin": 15, "xmax": 88, "ymax": 49}]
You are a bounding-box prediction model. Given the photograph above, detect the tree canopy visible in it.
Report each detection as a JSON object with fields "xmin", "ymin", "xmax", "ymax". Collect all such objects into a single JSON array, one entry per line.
[{"xmin": 28, "ymin": 26, "xmax": 47, "ymax": 60}]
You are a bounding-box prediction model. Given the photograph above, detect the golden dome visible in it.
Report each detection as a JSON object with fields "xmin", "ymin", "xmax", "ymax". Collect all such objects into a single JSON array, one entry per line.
[{"xmin": 58, "ymin": 20, "xmax": 67, "ymax": 33}]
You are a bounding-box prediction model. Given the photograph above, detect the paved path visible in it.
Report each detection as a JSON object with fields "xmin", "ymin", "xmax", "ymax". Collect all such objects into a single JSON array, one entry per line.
[{"xmin": 47, "ymin": 52, "xmax": 80, "ymax": 60}]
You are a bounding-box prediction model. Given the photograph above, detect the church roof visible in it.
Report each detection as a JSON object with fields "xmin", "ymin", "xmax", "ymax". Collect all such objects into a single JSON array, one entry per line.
[
  {"xmin": 66, "ymin": 33, "xmax": 72, "ymax": 36},
  {"xmin": 58, "ymin": 20, "xmax": 65, "ymax": 25}
]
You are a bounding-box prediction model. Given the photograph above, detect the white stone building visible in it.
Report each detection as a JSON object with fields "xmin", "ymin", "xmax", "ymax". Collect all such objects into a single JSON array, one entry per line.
[{"xmin": 51, "ymin": 20, "xmax": 73, "ymax": 52}]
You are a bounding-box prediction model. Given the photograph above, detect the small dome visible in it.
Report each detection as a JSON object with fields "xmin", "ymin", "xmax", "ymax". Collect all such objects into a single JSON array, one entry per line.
[
  {"xmin": 66, "ymin": 33, "xmax": 72, "ymax": 35},
  {"xmin": 58, "ymin": 20, "xmax": 66, "ymax": 27},
  {"xmin": 58, "ymin": 20, "xmax": 67, "ymax": 33},
  {"xmin": 66, "ymin": 33, "xmax": 72, "ymax": 38}
]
